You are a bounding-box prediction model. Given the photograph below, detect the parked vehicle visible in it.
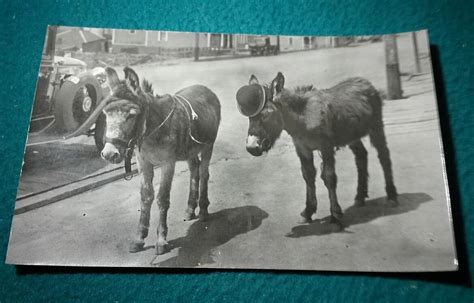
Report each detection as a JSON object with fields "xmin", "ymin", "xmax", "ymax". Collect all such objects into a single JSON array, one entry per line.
[
  {"xmin": 30, "ymin": 26, "xmax": 110, "ymax": 151},
  {"xmin": 249, "ymin": 36, "xmax": 279, "ymax": 56}
]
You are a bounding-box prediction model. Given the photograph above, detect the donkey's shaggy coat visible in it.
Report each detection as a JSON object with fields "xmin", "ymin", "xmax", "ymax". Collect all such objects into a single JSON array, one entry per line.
[
  {"xmin": 101, "ymin": 67, "xmax": 220, "ymax": 254},
  {"xmin": 238, "ymin": 73, "xmax": 397, "ymax": 228}
]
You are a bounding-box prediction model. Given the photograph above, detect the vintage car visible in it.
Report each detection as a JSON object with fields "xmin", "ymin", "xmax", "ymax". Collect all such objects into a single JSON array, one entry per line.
[
  {"xmin": 249, "ymin": 36, "xmax": 279, "ymax": 56},
  {"xmin": 29, "ymin": 27, "xmax": 110, "ymax": 151}
]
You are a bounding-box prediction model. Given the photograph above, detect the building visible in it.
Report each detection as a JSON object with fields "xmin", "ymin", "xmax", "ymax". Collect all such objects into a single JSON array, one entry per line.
[
  {"xmin": 109, "ymin": 29, "xmax": 235, "ymax": 53},
  {"xmin": 279, "ymin": 36, "xmax": 338, "ymax": 51},
  {"xmin": 55, "ymin": 26, "xmax": 345, "ymax": 57},
  {"xmin": 55, "ymin": 27, "xmax": 108, "ymax": 53}
]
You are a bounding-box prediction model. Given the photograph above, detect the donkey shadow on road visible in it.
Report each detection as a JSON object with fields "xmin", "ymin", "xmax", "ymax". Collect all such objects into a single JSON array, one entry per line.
[
  {"xmin": 286, "ymin": 192, "xmax": 432, "ymax": 238},
  {"xmin": 152, "ymin": 205, "xmax": 268, "ymax": 267}
]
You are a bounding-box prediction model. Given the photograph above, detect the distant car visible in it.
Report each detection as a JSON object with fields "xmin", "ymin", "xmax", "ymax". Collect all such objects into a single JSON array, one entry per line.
[
  {"xmin": 249, "ymin": 37, "xmax": 279, "ymax": 56},
  {"xmin": 30, "ymin": 27, "xmax": 110, "ymax": 151}
]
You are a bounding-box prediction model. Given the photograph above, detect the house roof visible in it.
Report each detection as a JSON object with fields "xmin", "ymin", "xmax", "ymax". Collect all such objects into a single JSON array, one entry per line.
[
  {"xmin": 56, "ymin": 29, "xmax": 105, "ymax": 50},
  {"xmin": 80, "ymin": 30, "xmax": 105, "ymax": 42}
]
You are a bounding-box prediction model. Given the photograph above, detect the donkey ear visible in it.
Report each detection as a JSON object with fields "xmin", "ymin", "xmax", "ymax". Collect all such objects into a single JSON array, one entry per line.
[
  {"xmin": 249, "ymin": 74, "xmax": 259, "ymax": 85},
  {"xmin": 105, "ymin": 67, "xmax": 120, "ymax": 89},
  {"xmin": 271, "ymin": 72, "xmax": 285, "ymax": 96},
  {"xmin": 124, "ymin": 66, "xmax": 140, "ymax": 93}
]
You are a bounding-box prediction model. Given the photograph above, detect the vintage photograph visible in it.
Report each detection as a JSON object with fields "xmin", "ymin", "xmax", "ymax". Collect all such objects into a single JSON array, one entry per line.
[{"xmin": 6, "ymin": 26, "xmax": 456, "ymax": 271}]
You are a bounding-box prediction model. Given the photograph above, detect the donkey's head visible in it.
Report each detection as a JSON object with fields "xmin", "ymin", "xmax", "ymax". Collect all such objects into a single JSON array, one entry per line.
[
  {"xmin": 100, "ymin": 67, "xmax": 146, "ymax": 164},
  {"xmin": 236, "ymin": 72, "xmax": 285, "ymax": 156}
]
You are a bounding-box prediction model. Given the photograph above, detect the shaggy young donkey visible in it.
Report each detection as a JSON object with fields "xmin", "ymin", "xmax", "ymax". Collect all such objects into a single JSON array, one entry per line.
[
  {"xmin": 236, "ymin": 72, "xmax": 397, "ymax": 229},
  {"xmin": 100, "ymin": 67, "xmax": 221, "ymax": 254}
]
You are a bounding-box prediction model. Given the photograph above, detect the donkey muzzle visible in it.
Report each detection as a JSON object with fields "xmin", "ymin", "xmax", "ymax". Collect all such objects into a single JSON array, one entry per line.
[
  {"xmin": 101, "ymin": 142, "xmax": 124, "ymax": 163},
  {"xmin": 246, "ymin": 135, "xmax": 264, "ymax": 156}
]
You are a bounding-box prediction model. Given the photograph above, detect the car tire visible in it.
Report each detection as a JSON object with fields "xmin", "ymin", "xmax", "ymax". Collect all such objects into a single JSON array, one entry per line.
[
  {"xmin": 53, "ymin": 74, "xmax": 103, "ymax": 132},
  {"xmin": 94, "ymin": 113, "xmax": 106, "ymax": 152}
]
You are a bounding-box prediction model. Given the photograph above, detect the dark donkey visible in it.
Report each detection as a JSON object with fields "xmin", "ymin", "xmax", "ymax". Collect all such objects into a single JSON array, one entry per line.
[
  {"xmin": 236, "ymin": 73, "xmax": 397, "ymax": 228},
  {"xmin": 100, "ymin": 67, "xmax": 221, "ymax": 254}
]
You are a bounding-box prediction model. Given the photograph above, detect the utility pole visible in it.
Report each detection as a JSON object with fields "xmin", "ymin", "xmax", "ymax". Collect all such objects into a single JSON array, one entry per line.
[
  {"xmin": 384, "ymin": 35, "xmax": 403, "ymax": 100},
  {"xmin": 411, "ymin": 32, "xmax": 421, "ymax": 74},
  {"xmin": 45, "ymin": 26, "xmax": 58, "ymax": 60},
  {"xmin": 232, "ymin": 34, "xmax": 238, "ymax": 56},
  {"xmin": 194, "ymin": 33, "xmax": 200, "ymax": 61}
]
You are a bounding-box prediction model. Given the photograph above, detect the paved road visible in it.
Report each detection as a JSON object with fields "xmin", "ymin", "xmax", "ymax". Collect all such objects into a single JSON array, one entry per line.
[{"xmin": 7, "ymin": 36, "xmax": 456, "ymax": 271}]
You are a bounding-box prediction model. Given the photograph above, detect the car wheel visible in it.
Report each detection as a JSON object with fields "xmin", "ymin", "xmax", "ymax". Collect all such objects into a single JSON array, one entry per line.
[
  {"xmin": 94, "ymin": 113, "xmax": 106, "ymax": 152},
  {"xmin": 53, "ymin": 74, "xmax": 102, "ymax": 132}
]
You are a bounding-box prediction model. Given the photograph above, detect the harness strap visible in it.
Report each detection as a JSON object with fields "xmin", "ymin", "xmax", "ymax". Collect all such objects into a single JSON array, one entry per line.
[
  {"xmin": 175, "ymin": 94, "xmax": 198, "ymax": 120},
  {"xmin": 173, "ymin": 95, "xmax": 212, "ymax": 145},
  {"xmin": 106, "ymin": 93, "xmax": 211, "ymax": 180},
  {"xmin": 146, "ymin": 99, "xmax": 176, "ymax": 138}
]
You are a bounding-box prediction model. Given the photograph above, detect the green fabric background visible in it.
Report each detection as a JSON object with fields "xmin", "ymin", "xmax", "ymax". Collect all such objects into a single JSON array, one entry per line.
[{"xmin": 1, "ymin": 0, "xmax": 473, "ymax": 301}]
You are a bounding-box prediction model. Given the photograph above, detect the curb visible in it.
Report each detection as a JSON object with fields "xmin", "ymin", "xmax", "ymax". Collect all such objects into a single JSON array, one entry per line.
[{"xmin": 14, "ymin": 164, "xmax": 138, "ymax": 215}]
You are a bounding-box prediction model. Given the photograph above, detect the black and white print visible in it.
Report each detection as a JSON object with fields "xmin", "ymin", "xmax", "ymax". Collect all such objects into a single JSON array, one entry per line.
[{"xmin": 6, "ymin": 27, "xmax": 456, "ymax": 271}]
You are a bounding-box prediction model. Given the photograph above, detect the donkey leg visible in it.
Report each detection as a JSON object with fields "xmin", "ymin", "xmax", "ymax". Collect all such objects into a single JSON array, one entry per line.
[
  {"xmin": 198, "ymin": 144, "xmax": 213, "ymax": 221},
  {"xmin": 184, "ymin": 156, "xmax": 200, "ymax": 221},
  {"xmin": 130, "ymin": 158, "xmax": 154, "ymax": 253},
  {"xmin": 321, "ymin": 147, "xmax": 344, "ymax": 230},
  {"xmin": 349, "ymin": 140, "xmax": 369, "ymax": 207},
  {"xmin": 370, "ymin": 128, "xmax": 398, "ymax": 207},
  {"xmin": 295, "ymin": 145, "xmax": 317, "ymax": 223},
  {"xmin": 156, "ymin": 162, "xmax": 176, "ymax": 255}
]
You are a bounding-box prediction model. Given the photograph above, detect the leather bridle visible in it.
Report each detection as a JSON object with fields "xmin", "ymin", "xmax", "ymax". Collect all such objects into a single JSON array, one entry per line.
[{"xmin": 104, "ymin": 95, "xmax": 153, "ymax": 180}]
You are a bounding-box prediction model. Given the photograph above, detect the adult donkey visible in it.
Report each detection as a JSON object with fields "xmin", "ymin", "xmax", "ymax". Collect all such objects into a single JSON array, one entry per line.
[
  {"xmin": 236, "ymin": 73, "xmax": 397, "ymax": 229},
  {"xmin": 100, "ymin": 67, "xmax": 220, "ymax": 254}
]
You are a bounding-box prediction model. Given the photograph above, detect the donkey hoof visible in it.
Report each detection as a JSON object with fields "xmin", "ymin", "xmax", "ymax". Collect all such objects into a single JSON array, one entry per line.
[
  {"xmin": 329, "ymin": 217, "xmax": 344, "ymax": 232},
  {"xmin": 129, "ymin": 241, "xmax": 145, "ymax": 253},
  {"xmin": 299, "ymin": 209, "xmax": 314, "ymax": 224},
  {"xmin": 198, "ymin": 210, "xmax": 210, "ymax": 221},
  {"xmin": 156, "ymin": 243, "xmax": 169, "ymax": 255},
  {"xmin": 298, "ymin": 214, "xmax": 312, "ymax": 224},
  {"xmin": 184, "ymin": 211, "xmax": 197, "ymax": 221},
  {"xmin": 383, "ymin": 198, "xmax": 399, "ymax": 208},
  {"xmin": 332, "ymin": 210, "xmax": 344, "ymax": 221},
  {"xmin": 354, "ymin": 199, "xmax": 366, "ymax": 207}
]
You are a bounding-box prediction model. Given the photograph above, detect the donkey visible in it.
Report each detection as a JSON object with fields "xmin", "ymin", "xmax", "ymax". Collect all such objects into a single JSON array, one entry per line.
[
  {"xmin": 100, "ymin": 67, "xmax": 220, "ymax": 254},
  {"xmin": 236, "ymin": 72, "xmax": 397, "ymax": 229}
]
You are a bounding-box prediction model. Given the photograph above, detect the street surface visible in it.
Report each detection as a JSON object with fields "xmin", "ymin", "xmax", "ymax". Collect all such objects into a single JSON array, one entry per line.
[{"xmin": 7, "ymin": 34, "xmax": 457, "ymax": 271}]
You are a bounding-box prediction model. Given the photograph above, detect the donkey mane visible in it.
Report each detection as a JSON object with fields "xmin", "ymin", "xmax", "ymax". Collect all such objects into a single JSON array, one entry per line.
[
  {"xmin": 111, "ymin": 78, "xmax": 158, "ymax": 108},
  {"xmin": 294, "ymin": 85, "xmax": 315, "ymax": 94},
  {"xmin": 278, "ymin": 85, "xmax": 316, "ymax": 113},
  {"xmin": 142, "ymin": 79, "xmax": 154, "ymax": 95},
  {"xmin": 113, "ymin": 82, "xmax": 143, "ymax": 102}
]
